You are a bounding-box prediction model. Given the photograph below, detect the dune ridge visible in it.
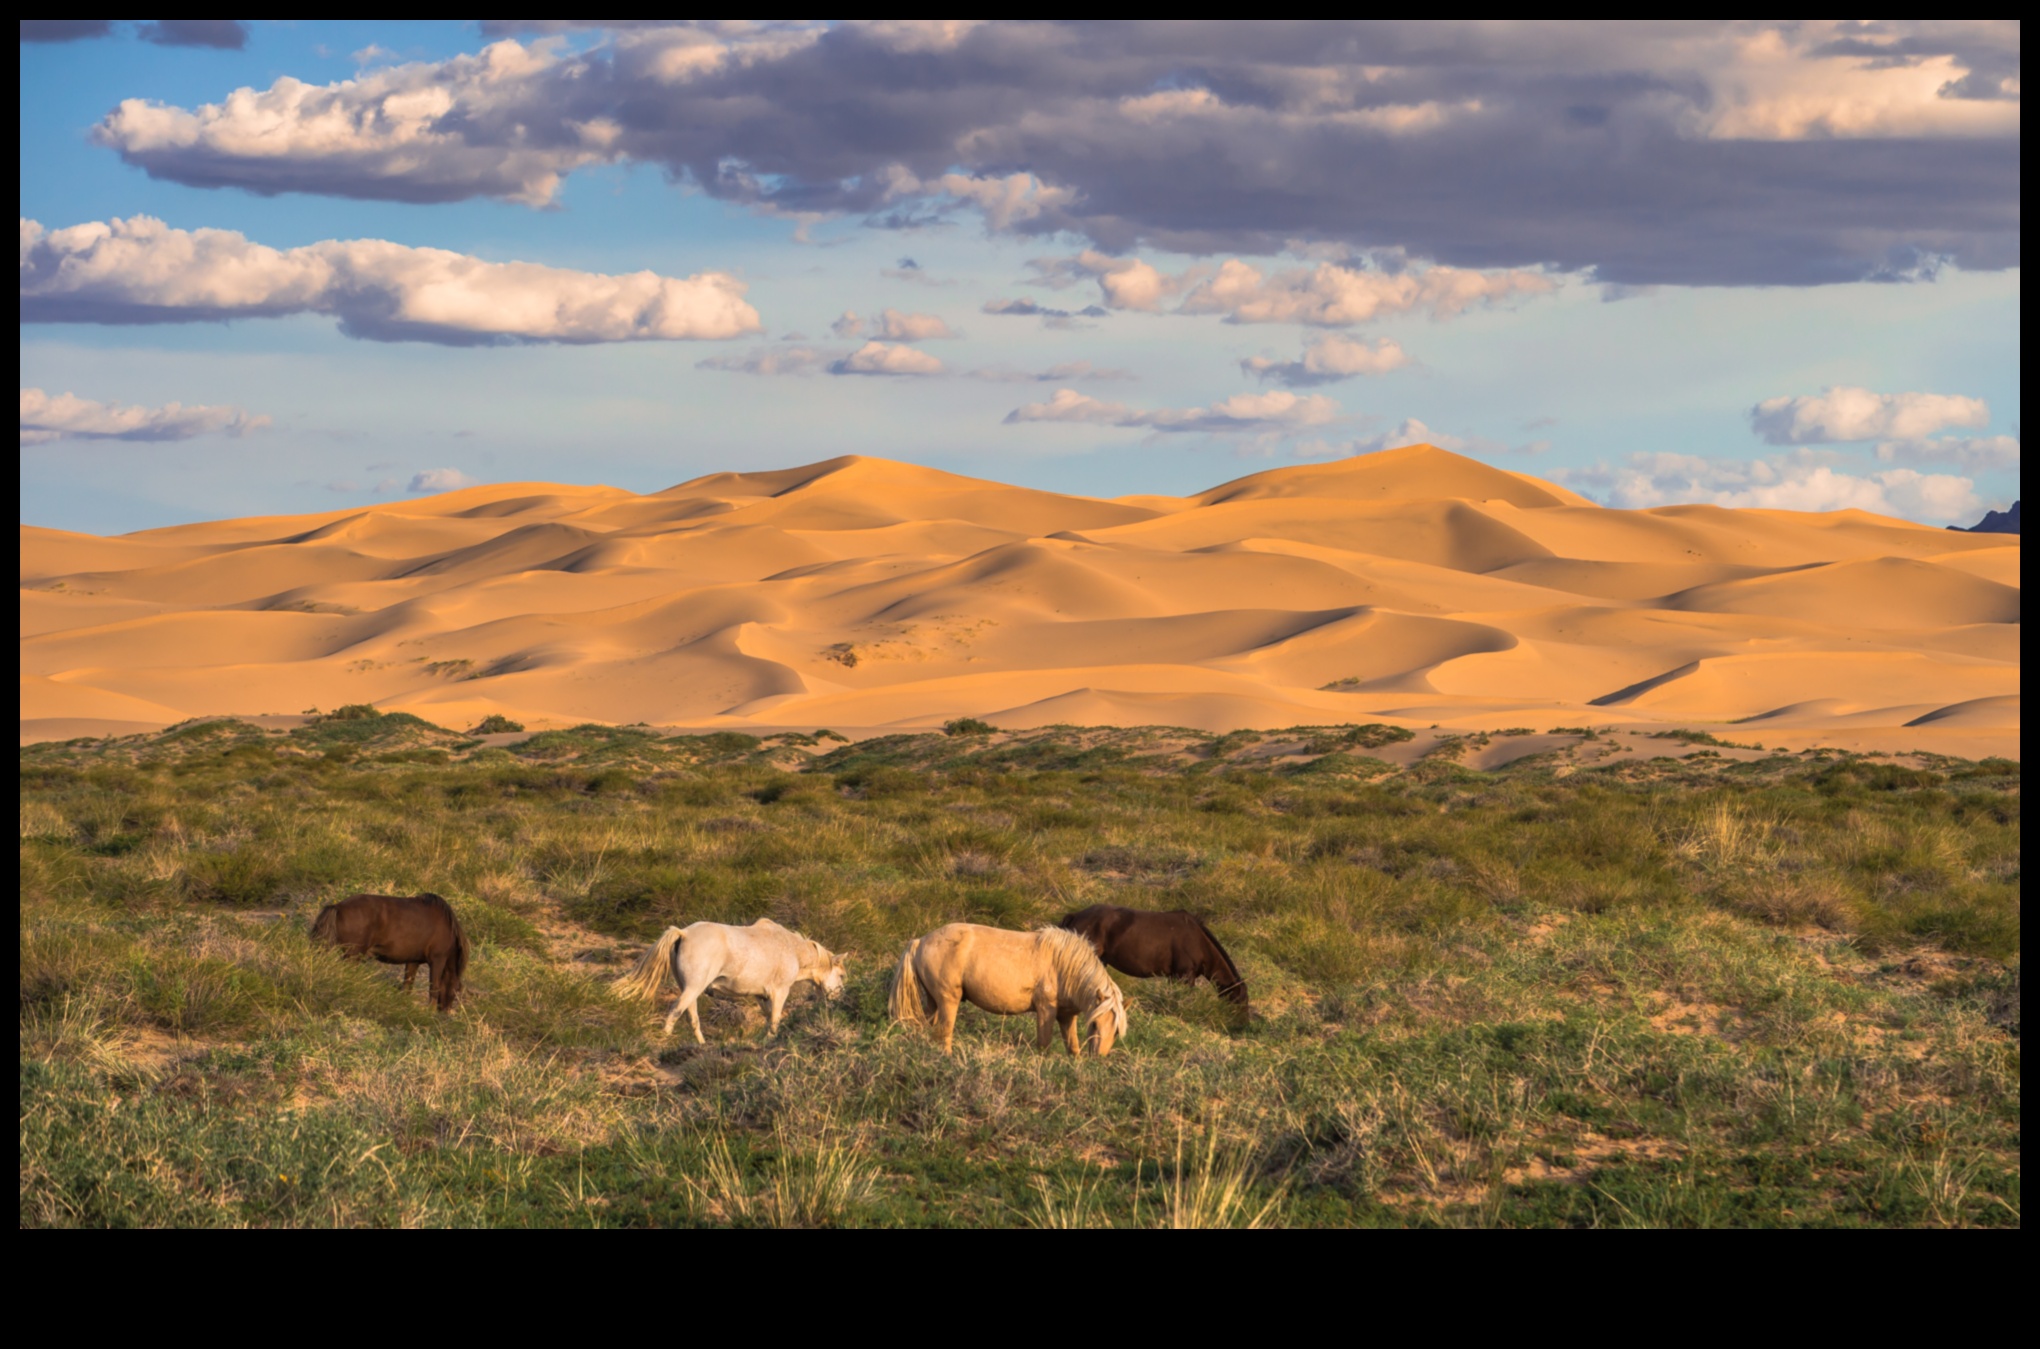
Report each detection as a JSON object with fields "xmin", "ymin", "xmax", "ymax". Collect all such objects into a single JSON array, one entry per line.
[{"xmin": 19, "ymin": 445, "xmax": 2020, "ymax": 754}]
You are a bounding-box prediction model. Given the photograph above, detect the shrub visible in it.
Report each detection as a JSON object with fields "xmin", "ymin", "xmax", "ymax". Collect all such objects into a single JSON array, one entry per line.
[
  {"xmin": 320, "ymin": 704, "xmax": 382, "ymax": 722},
  {"xmin": 470, "ymin": 715, "xmax": 525, "ymax": 734},
  {"xmin": 944, "ymin": 718, "xmax": 997, "ymax": 737}
]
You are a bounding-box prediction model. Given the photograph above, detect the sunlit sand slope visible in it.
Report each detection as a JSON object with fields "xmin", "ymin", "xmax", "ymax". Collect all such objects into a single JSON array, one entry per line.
[{"xmin": 19, "ymin": 447, "xmax": 2020, "ymax": 752}]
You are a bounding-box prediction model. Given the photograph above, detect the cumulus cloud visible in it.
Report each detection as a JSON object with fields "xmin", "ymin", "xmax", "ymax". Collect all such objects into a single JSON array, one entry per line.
[
  {"xmin": 1031, "ymin": 252, "xmax": 1553, "ymax": 325},
  {"xmin": 1243, "ymin": 335, "xmax": 1410, "ymax": 387},
  {"xmin": 20, "ymin": 216, "xmax": 761, "ymax": 345},
  {"xmin": 409, "ymin": 469, "xmax": 475, "ymax": 493},
  {"xmin": 1874, "ymin": 434, "xmax": 2020, "ymax": 471},
  {"xmin": 871, "ymin": 308, "xmax": 956, "ymax": 341},
  {"xmin": 1561, "ymin": 450, "xmax": 1982, "ymax": 523},
  {"xmin": 20, "ymin": 387, "xmax": 268, "ymax": 445},
  {"xmin": 1005, "ymin": 387, "xmax": 1338, "ymax": 435},
  {"xmin": 828, "ymin": 341, "xmax": 944, "ymax": 376},
  {"xmin": 1750, "ymin": 385, "xmax": 1991, "ymax": 443},
  {"xmin": 85, "ymin": 23, "xmax": 2021, "ymax": 285},
  {"xmin": 1181, "ymin": 258, "xmax": 1555, "ymax": 325},
  {"xmin": 829, "ymin": 311, "xmax": 863, "ymax": 338}
]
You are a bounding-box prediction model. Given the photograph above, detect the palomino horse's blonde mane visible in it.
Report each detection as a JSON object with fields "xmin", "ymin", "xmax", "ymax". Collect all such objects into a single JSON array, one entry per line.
[{"xmin": 1037, "ymin": 926, "xmax": 1128, "ymax": 1036}]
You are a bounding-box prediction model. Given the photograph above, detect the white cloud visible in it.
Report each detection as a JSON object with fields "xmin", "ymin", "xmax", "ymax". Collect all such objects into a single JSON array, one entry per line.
[
  {"xmin": 20, "ymin": 387, "xmax": 268, "ymax": 445},
  {"xmin": 828, "ymin": 341, "xmax": 945, "ymax": 376},
  {"xmin": 1564, "ymin": 449, "xmax": 1983, "ymax": 523},
  {"xmin": 1031, "ymin": 250, "xmax": 1553, "ymax": 326},
  {"xmin": 1749, "ymin": 385, "xmax": 1990, "ymax": 444},
  {"xmin": 409, "ymin": 468, "xmax": 476, "ymax": 493},
  {"xmin": 1875, "ymin": 434, "xmax": 2020, "ymax": 471},
  {"xmin": 871, "ymin": 308, "xmax": 957, "ymax": 341},
  {"xmin": 896, "ymin": 170, "xmax": 1080, "ymax": 232},
  {"xmin": 20, "ymin": 215, "xmax": 762, "ymax": 345},
  {"xmin": 92, "ymin": 40, "xmax": 619, "ymax": 206},
  {"xmin": 1179, "ymin": 257, "xmax": 1556, "ymax": 325},
  {"xmin": 1243, "ymin": 334, "xmax": 1410, "ymax": 387},
  {"xmin": 829, "ymin": 310, "xmax": 863, "ymax": 337},
  {"xmin": 1005, "ymin": 387, "xmax": 1338, "ymax": 435}
]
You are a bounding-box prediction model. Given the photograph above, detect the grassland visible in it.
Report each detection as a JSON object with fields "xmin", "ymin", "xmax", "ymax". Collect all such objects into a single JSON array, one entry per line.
[{"xmin": 19, "ymin": 713, "xmax": 2020, "ymax": 1227}]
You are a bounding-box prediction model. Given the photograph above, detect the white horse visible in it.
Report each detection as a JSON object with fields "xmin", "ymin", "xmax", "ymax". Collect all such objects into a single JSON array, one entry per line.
[
  {"xmin": 611, "ymin": 919, "xmax": 847, "ymax": 1042},
  {"xmin": 889, "ymin": 923, "xmax": 1128, "ymax": 1056}
]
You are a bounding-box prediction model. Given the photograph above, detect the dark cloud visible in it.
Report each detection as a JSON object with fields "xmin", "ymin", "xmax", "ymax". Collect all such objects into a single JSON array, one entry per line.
[
  {"xmin": 138, "ymin": 20, "xmax": 249, "ymax": 50},
  {"xmin": 93, "ymin": 21, "xmax": 2021, "ymax": 285},
  {"xmin": 982, "ymin": 297, "xmax": 1109, "ymax": 320},
  {"xmin": 20, "ymin": 20, "xmax": 113, "ymax": 42},
  {"xmin": 20, "ymin": 20, "xmax": 248, "ymax": 47}
]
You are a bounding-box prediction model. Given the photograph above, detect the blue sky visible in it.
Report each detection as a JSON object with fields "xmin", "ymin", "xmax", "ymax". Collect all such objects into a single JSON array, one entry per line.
[{"xmin": 20, "ymin": 21, "xmax": 2021, "ymax": 532}]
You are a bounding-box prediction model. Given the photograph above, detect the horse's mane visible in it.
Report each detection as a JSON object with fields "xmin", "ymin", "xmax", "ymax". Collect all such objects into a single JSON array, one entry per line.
[
  {"xmin": 1192, "ymin": 917, "xmax": 1243, "ymax": 994},
  {"xmin": 1036, "ymin": 927, "xmax": 1128, "ymax": 1033}
]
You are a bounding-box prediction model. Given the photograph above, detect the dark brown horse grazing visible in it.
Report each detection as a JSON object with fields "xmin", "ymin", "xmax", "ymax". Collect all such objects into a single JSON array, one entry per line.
[
  {"xmin": 1058, "ymin": 905, "xmax": 1248, "ymax": 1020},
  {"xmin": 310, "ymin": 893, "xmax": 469, "ymax": 1012}
]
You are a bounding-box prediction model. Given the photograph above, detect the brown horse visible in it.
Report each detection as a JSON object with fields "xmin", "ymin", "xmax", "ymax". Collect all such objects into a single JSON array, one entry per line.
[
  {"xmin": 1058, "ymin": 904, "xmax": 1248, "ymax": 1020},
  {"xmin": 310, "ymin": 893, "xmax": 469, "ymax": 1012}
]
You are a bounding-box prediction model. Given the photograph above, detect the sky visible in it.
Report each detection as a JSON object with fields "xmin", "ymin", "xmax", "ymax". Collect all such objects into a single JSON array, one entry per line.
[{"xmin": 18, "ymin": 20, "xmax": 2022, "ymax": 534}]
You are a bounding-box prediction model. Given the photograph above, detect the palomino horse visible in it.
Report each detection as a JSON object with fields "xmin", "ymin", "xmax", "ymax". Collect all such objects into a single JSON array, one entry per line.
[
  {"xmin": 611, "ymin": 919, "xmax": 847, "ymax": 1042},
  {"xmin": 888, "ymin": 923, "xmax": 1128, "ymax": 1056},
  {"xmin": 1059, "ymin": 904, "xmax": 1249, "ymax": 1021},
  {"xmin": 310, "ymin": 893, "xmax": 470, "ymax": 1012}
]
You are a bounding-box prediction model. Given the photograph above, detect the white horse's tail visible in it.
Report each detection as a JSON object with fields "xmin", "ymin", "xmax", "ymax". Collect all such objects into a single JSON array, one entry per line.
[
  {"xmin": 611, "ymin": 926, "xmax": 684, "ymax": 1002},
  {"xmin": 887, "ymin": 938, "xmax": 927, "ymax": 1025}
]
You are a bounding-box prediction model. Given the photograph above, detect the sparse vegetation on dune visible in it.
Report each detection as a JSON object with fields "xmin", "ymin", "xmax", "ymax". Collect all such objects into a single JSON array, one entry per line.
[{"xmin": 19, "ymin": 718, "xmax": 2021, "ymax": 1227}]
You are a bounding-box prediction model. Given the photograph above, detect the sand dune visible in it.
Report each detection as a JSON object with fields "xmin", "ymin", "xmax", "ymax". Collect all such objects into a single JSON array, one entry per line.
[{"xmin": 18, "ymin": 445, "xmax": 2020, "ymax": 753}]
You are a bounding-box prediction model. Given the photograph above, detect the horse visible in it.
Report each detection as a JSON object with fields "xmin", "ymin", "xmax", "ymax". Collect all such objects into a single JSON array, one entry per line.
[
  {"xmin": 310, "ymin": 892, "xmax": 469, "ymax": 1012},
  {"xmin": 1058, "ymin": 904, "xmax": 1249, "ymax": 1021},
  {"xmin": 888, "ymin": 923, "xmax": 1128, "ymax": 1057},
  {"xmin": 611, "ymin": 918, "xmax": 847, "ymax": 1042}
]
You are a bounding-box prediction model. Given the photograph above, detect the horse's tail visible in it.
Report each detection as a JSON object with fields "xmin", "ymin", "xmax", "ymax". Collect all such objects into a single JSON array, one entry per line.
[
  {"xmin": 446, "ymin": 910, "xmax": 470, "ymax": 981},
  {"xmin": 309, "ymin": 904, "xmax": 338, "ymax": 943},
  {"xmin": 1197, "ymin": 919, "xmax": 1249, "ymax": 1016},
  {"xmin": 612, "ymin": 927, "xmax": 684, "ymax": 1002},
  {"xmin": 887, "ymin": 939, "xmax": 927, "ymax": 1025}
]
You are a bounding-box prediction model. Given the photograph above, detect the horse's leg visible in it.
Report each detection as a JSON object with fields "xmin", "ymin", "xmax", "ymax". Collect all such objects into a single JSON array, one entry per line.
[
  {"xmin": 426, "ymin": 954, "xmax": 448, "ymax": 1012},
  {"xmin": 401, "ymin": 962, "xmax": 420, "ymax": 990},
  {"xmin": 935, "ymin": 992, "xmax": 960, "ymax": 1055},
  {"xmin": 666, "ymin": 984, "xmax": 707, "ymax": 1043},
  {"xmin": 1060, "ymin": 1012, "xmax": 1081, "ymax": 1056},
  {"xmin": 765, "ymin": 986, "xmax": 789, "ymax": 1038},
  {"xmin": 1035, "ymin": 1001, "xmax": 1056, "ymax": 1051}
]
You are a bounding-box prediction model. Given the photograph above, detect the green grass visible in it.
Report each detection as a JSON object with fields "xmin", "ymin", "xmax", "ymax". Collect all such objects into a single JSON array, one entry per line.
[{"xmin": 18, "ymin": 721, "xmax": 2021, "ymax": 1227}]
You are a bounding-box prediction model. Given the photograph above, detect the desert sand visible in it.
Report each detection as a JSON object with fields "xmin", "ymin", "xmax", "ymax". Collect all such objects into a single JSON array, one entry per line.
[{"xmin": 19, "ymin": 446, "xmax": 2021, "ymax": 755}]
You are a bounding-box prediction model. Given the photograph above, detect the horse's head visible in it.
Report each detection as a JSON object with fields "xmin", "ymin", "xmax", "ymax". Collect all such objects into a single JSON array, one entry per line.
[
  {"xmin": 434, "ymin": 965, "xmax": 463, "ymax": 1012},
  {"xmin": 1086, "ymin": 981, "xmax": 1129, "ymax": 1057},
  {"xmin": 812, "ymin": 945, "xmax": 848, "ymax": 1000}
]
